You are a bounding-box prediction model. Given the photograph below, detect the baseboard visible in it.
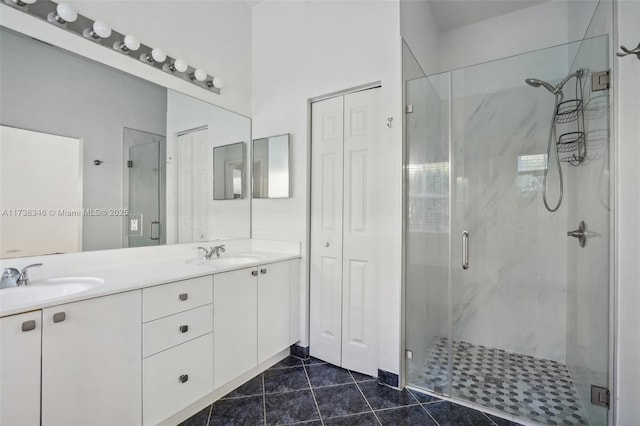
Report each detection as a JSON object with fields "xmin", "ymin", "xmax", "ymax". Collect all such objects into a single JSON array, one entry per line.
[
  {"xmin": 290, "ymin": 344, "xmax": 309, "ymax": 360},
  {"xmin": 378, "ymin": 369, "xmax": 399, "ymax": 388}
]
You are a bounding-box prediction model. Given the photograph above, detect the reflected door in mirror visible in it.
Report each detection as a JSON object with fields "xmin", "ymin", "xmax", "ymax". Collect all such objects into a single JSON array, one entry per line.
[{"xmin": 177, "ymin": 128, "xmax": 209, "ymax": 243}]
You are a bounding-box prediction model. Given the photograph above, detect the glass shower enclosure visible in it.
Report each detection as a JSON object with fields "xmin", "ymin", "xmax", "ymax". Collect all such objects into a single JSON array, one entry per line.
[{"xmin": 404, "ymin": 35, "xmax": 611, "ymax": 426}]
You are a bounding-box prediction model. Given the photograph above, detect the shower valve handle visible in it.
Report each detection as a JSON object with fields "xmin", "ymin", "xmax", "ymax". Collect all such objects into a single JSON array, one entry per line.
[{"xmin": 567, "ymin": 221, "xmax": 587, "ymax": 248}]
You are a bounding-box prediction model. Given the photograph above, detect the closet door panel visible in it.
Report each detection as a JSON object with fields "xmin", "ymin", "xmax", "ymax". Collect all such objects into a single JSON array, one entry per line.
[
  {"xmin": 310, "ymin": 96, "xmax": 344, "ymax": 366},
  {"xmin": 341, "ymin": 88, "xmax": 381, "ymax": 376}
]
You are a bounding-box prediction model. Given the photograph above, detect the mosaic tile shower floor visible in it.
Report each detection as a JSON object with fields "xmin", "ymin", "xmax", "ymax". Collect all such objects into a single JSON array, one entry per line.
[{"xmin": 421, "ymin": 338, "xmax": 590, "ymax": 426}]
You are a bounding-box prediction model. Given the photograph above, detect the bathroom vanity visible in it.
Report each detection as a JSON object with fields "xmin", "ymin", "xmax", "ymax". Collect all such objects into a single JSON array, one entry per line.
[{"xmin": 0, "ymin": 242, "xmax": 301, "ymax": 426}]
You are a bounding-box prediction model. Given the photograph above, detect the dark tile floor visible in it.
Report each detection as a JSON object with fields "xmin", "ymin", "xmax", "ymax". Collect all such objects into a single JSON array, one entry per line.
[{"xmin": 179, "ymin": 356, "xmax": 523, "ymax": 426}]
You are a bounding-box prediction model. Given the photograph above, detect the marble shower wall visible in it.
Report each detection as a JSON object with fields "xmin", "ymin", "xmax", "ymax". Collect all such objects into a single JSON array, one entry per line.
[{"xmin": 450, "ymin": 82, "xmax": 570, "ymax": 362}]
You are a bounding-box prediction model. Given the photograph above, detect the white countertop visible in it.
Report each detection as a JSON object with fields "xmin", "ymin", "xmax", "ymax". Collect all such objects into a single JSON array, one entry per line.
[{"xmin": 0, "ymin": 250, "xmax": 300, "ymax": 317}]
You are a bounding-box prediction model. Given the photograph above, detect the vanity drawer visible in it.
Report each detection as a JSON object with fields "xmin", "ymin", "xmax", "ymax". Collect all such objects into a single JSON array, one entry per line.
[
  {"xmin": 143, "ymin": 275, "xmax": 213, "ymax": 322},
  {"xmin": 143, "ymin": 333, "xmax": 213, "ymax": 426},
  {"xmin": 143, "ymin": 304, "xmax": 213, "ymax": 358}
]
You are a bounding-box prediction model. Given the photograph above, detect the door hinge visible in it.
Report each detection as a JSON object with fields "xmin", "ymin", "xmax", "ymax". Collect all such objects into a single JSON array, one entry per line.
[
  {"xmin": 127, "ymin": 160, "xmax": 133, "ymax": 168},
  {"xmin": 405, "ymin": 104, "xmax": 414, "ymax": 113},
  {"xmin": 591, "ymin": 70, "xmax": 610, "ymax": 91},
  {"xmin": 405, "ymin": 350, "xmax": 413, "ymax": 359},
  {"xmin": 591, "ymin": 385, "xmax": 610, "ymax": 408}
]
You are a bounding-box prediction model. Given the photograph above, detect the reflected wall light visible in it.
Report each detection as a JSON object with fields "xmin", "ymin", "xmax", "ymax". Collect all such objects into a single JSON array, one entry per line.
[
  {"xmin": 140, "ymin": 47, "xmax": 167, "ymax": 64},
  {"xmin": 47, "ymin": 2, "xmax": 77, "ymax": 24},
  {"xmin": 83, "ymin": 20, "xmax": 112, "ymax": 40},
  {"xmin": 113, "ymin": 34, "xmax": 140, "ymax": 52}
]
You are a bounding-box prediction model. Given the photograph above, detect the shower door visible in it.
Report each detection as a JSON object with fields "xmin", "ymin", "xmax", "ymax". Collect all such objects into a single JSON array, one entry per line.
[
  {"xmin": 404, "ymin": 35, "xmax": 611, "ymax": 426},
  {"xmin": 124, "ymin": 127, "xmax": 166, "ymax": 248}
]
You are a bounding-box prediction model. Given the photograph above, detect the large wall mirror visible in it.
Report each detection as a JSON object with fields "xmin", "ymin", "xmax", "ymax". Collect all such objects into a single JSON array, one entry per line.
[
  {"xmin": 252, "ymin": 134, "xmax": 291, "ymax": 199},
  {"xmin": 0, "ymin": 27, "xmax": 251, "ymax": 258}
]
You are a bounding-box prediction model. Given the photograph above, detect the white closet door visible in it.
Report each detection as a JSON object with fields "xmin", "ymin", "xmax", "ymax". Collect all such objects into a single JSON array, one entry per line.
[
  {"xmin": 341, "ymin": 89, "xmax": 380, "ymax": 375},
  {"xmin": 177, "ymin": 133, "xmax": 193, "ymax": 243},
  {"xmin": 192, "ymin": 129, "xmax": 209, "ymax": 241},
  {"xmin": 310, "ymin": 96, "xmax": 344, "ymax": 366}
]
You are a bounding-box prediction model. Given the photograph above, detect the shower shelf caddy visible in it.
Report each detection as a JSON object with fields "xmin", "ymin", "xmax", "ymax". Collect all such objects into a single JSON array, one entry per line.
[{"xmin": 555, "ymin": 72, "xmax": 586, "ymax": 166}]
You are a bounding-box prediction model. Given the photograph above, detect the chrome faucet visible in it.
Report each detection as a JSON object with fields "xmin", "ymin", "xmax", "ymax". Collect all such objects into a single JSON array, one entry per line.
[
  {"xmin": 211, "ymin": 245, "xmax": 226, "ymax": 258},
  {"xmin": 197, "ymin": 245, "xmax": 226, "ymax": 259},
  {"xmin": 0, "ymin": 263, "xmax": 43, "ymax": 289}
]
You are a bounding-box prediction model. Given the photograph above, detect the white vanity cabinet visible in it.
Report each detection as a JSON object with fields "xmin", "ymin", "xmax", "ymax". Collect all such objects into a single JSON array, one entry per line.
[
  {"xmin": 142, "ymin": 275, "xmax": 214, "ymax": 426},
  {"xmin": 41, "ymin": 290, "xmax": 142, "ymax": 426},
  {"xmin": 0, "ymin": 310, "xmax": 42, "ymax": 426},
  {"xmin": 214, "ymin": 260, "xmax": 295, "ymax": 388}
]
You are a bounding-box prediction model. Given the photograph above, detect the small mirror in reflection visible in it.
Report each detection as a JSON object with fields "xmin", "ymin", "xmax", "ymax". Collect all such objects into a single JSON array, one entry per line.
[{"xmin": 213, "ymin": 142, "xmax": 245, "ymax": 200}]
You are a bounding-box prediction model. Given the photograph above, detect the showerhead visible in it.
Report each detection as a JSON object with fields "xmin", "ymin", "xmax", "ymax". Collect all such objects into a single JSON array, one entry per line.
[{"xmin": 525, "ymin": 78, "xmax": 557, "ymax": 94}]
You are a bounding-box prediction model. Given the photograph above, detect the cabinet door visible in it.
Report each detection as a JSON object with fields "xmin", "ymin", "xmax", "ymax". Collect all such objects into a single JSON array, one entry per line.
[
  {"xmin": 0, "ymin": 310, "xmax": 41, "ymax": 426},
  {"xmin": 213, "ymin": 268, "xmax": 257, "ymax": 389},
  {"xmin": 258, "ymin": 261, "xmax": 290, "ymax": 363},
  {"xmin": 42, "ymin": 291, "xmax": 142, "ymax": 426}
]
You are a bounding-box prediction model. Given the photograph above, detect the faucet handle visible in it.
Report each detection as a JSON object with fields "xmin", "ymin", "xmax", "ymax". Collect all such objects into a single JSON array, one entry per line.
[
  {"xmin": 1, "ymin": 268, "xmax": 21, "ymax": 289},
  {"xmin": 197, "ymin": 247, "xmax": 209, "ymax": 259}
]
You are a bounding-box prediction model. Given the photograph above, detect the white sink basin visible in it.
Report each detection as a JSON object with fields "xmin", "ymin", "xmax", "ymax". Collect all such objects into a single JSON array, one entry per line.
[
  {"xmin": 186, "ymin": 253, "xmax": 267, "ymax": 267},
  {"xmin": 0, "ymin": 277, "xmax": 104, "ymax": 310}
]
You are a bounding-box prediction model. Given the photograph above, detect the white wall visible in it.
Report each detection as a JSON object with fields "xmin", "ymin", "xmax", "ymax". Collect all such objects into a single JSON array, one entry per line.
[
  {"xmin": 400, "ymin": 0, "xmax": 440, "ymax": 75},
  {"xmin": 251, "ymin": 0, "xmax": 404, "ymax": 375},
  {"xmin": 1, "ymin": 1, "xmax": 252, "ymax": 116},
  {"xmin": 438, "ymin": 0, "xmax": 574, "ymax": 72},
  {"xmin": 615, "ymin": 0, "xmax": 640, "ymax": 423}
]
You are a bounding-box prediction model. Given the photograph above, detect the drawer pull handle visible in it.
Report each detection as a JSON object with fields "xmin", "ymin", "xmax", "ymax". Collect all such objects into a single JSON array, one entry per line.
[
  {"xmin": 179, "ymin": 293, "xmax": 188, "ymax": 301},
  {"xmin": 52, "ymin": 312, "xmax": 66, "ymax": 323},
  {"xmin": 260, "ymin": 268, "xmax": 267, "ymax": 275},
  {"xmin": 179, "ymin": 325, "xmax": 189, "ymax": 333},
  {"xmin": 179, "ymin": 374, "xmax": 189, "ymax": 383},
  {"xmin": 251, "ymin": 270, "xmax": 258, "ymax": 276},
  {"xmin": 22, "ymin": 320, "xmax": 36, "ymax": 332}
]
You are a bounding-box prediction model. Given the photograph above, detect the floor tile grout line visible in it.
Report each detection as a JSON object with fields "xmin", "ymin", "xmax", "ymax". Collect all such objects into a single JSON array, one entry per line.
[
  {"xmin": 349, "ymin": 370, "xmax": 382, "ymax": 426},
  {"xmin": 481, "ymin": 411, "xmax": 499, "ymax": 426},
  {"xmin": 262, "ymin": 373, "xmax": 267, "ymax": 426},
  {"xmin": 408, "ymin": 389, "xmax": 442, "ymax": 426},
  {"xmin": 205, "ymin": 402, "xmax": 213, "ymax": 426},
  {"xmin": 302, "ymin": 363, "xmax": 325, "ymax": 426}
]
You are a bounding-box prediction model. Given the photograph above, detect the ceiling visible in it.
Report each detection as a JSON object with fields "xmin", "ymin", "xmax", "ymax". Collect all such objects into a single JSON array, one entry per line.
[{"xmin": 428, "ymin": 0, "xmax": 550, "ymax": 32}]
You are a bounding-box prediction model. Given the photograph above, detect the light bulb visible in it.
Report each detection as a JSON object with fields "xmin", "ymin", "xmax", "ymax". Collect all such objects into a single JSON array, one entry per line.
[
  {"xmin": 151, "ymin": 48, "xmax": 166, "ymax": 63},
  {"xmin": 56, "ymin": 3, "xmax": 77, "ymax": 22},
  {"xmin": 84, "ymin": 20, "xmax": 112, "ymax": 39},
  {"xmin": 47, "ymin": 2, "xmax": 77, "ymax": 24},
  {"xmin": 212, "ymin": 77, "xmax": 224, "ymax": 89},
  {"xmin": 123, "ymin": 35, "xmax": 140, "ymax": 51},
  {"xmin": 93, "ymin": 21, "xmax": 111, "ymax": 38},
  {"xmin": 173, "ymin": 59, "xmax": 188, "ymax": 73},
  {"xmin": 192, "ymin": 69, "xmax": 207, "ymax": 82}
]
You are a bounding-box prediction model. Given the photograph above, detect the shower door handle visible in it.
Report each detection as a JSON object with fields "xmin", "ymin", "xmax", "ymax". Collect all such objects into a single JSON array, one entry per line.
[{"xmin": 462, "ymin": 231, "xmax": 469, "ymax": 270}]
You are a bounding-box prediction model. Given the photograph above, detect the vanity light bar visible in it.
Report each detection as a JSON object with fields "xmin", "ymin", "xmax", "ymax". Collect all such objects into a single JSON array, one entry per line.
[{"xmin": 3, "ymin": 0, "xmax": 221, "ymax": 95}]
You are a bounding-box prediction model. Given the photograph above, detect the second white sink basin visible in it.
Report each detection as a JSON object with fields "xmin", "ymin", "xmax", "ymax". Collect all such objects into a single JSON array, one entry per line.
[
  {"xmin": 0, "ymin": 277, "xmax": 104, "ymax": 310},
  {"xmin": 186, "ymin": 253, "xmax": 267, "ymax": 267}
]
